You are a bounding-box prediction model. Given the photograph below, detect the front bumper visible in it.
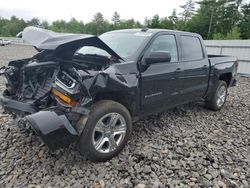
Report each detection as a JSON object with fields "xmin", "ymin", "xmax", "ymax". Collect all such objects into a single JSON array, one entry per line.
[
  {"xmin": 26, "ymin": 111, "xmax": 78, "ymax": 150},
  {"xmin": 0, "ymin": 95, "xmax": 36, "ymax": 115},
  {"xmin": 0, "ymin": 94, "xmax": 79, "ymax": 150}
]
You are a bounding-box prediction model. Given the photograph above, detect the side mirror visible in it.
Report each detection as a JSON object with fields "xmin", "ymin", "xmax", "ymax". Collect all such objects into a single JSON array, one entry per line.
[{"xmin": 143, "ymin": 51, "xmax": 171, "ymax": 65}]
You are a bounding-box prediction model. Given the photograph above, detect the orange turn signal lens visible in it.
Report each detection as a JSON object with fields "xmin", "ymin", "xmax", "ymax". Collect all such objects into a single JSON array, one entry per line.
[{"xmin": 52, "ymin": 89, "xmax": 77, "ymax": 106}]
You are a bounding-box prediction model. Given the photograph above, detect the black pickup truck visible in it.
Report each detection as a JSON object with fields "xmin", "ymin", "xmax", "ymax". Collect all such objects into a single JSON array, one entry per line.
[{"xmin": 0, "ymin": 27, "xmax": 237, "ymax": 162}]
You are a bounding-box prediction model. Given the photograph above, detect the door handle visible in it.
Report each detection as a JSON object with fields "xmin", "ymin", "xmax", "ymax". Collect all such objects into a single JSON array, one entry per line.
[
  {"xmin": 202, "ymin": 65, "xmax": 208, "ymax": 69},
  {"xmin": 175, "ymin": 68, "xmax": 182, "ymax": 73}
]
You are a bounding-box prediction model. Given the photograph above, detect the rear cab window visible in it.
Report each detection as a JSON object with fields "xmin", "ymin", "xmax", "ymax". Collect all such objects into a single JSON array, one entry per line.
[{"xmin": 180, "ymin": 35, "xmax": 204, "ymax": 61}]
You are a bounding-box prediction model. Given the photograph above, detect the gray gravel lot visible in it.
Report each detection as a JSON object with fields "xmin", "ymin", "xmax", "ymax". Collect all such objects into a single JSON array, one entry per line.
[{"xmin": 0, "ymin": 44, "xmax": 249, "ymax": 188}]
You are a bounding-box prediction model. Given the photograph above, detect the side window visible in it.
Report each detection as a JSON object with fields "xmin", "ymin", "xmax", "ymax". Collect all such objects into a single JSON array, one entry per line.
[
  {"xmin": 148, "ymin": 35, "xmax": 178, "ymax": 62},
  {"xmin": 181, "ymin": 35, "xmax": 204, "ymax": 61}
]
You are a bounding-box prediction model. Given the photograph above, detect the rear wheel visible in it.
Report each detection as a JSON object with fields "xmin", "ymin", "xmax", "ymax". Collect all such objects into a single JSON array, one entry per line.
[
  {"xmin": 79, "ymin": 100, "xmax": 132, "ymax": 162},
  {"xmin": 205, "ymin": 80, "xmax": 228, "ymax": 111}
]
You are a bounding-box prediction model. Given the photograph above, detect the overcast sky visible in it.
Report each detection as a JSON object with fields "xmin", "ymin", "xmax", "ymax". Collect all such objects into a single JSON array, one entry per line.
[{"xmin": 0, "ymin": 0, "xmax": 190, "ymax": 23}]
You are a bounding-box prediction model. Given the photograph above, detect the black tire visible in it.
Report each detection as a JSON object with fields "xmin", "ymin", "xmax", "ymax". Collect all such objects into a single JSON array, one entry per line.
[
  {"xmin": 205, "ymin": 80, "xmax": 228, "ymax": 111},
  {"xmin": 79, "ymin": 100, "xmax": 132, "ymax": 162}
]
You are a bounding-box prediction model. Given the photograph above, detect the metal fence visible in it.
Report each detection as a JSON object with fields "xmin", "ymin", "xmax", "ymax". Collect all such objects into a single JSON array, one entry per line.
[{"xmin": 204, "ymin": 40, "xmax": 250, "ymax": 74}]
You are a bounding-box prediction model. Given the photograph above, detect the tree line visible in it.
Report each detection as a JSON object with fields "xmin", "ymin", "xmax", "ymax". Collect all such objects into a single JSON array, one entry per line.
[{"xmin": 0, "ymin": 0, "xmax": 249, "ymax": 39}]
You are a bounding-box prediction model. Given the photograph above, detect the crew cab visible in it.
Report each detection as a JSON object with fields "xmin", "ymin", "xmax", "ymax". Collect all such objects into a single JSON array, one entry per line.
[{"xmin": 0, "ymin": 27, "xmax": 238, "ymax": 162}]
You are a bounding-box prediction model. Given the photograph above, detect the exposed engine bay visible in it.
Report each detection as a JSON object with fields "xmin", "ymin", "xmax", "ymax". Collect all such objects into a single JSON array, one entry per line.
[{"xmin": 0, "ymin": 46, "xmax": 120, "ymax": 118}]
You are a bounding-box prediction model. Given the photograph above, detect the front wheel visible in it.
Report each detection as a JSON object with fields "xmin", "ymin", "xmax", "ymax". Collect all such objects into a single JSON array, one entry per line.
[
  {"xmin": 205, "ymin": 80, "xmax": 228, "ymax": 111},
  {"xmin": 79, "ymin": 100, "xmax": 132, "ymax": 162}
]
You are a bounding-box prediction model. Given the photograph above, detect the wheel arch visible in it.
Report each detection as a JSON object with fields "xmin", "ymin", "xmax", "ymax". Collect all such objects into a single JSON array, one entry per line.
[
  {"xmin": 94, "ymin": 91, "xmax": 137, "ymax": 117},
  {"xmin": 219, "ymin": 72, "xmax": 232, "ymax": 86}
]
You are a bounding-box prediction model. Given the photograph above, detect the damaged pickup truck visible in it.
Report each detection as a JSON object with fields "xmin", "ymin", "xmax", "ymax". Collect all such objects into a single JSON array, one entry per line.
[{"xmin": 0, "ymin": 27, "xmax": 237, "ymax": 162}]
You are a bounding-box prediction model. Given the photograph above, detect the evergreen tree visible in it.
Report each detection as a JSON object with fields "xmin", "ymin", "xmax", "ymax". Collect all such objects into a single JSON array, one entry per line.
[
  {"xmin": 186, "ymin": 0, "xmax": 243, "ymax": 39},
  {"xmin": 169, "ymin": 9, "xmax": 178, "ymax": 24},
  {"xmin": 93, "ymin": 12, "xmax": 106, "ymax": 35},
  {"xmin": 239, "ymin": 2, "xmax": 250, "ymax": 39},
  {"xmin": 41, "ymin": 21, "xmax": 49, "ymax": 29},
  {"xmin": 111, "ymin": 11, "xmax": 121, "ymax": 26},
  {"xmin": 28, "ymin": 17, "xmax": 41, "ymax": 26},
  {"xmin": 149, "ymin": 14, "xmax": 161, "ymax": 28},
  {"xmin": 180, "ymin": 0, "xmax": 196, "ymax": 22}
]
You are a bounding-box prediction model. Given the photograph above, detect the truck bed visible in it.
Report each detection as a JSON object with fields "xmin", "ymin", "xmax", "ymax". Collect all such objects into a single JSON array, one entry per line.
[{"xmin": 208, "ymin": 54, "xmax": 237, "ymax": 66}]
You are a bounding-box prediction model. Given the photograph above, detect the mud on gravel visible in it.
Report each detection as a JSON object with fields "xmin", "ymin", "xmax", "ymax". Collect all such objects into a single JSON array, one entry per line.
[{"xmin": 0, "ymin": 45, "xmax": 249, "ymax": 188}]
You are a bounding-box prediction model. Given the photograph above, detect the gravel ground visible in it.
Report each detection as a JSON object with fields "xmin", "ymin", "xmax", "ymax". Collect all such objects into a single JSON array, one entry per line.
[{"xmin": 0, "ymin": 44, "xmax": 249, "ymax": 188}]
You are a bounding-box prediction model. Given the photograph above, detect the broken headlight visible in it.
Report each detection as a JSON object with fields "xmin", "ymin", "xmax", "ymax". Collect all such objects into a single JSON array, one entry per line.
[
  {"xmin": 57, "ymin": 71, "xmax": 76, "ymax": 88},
  {"xmin": 55, "ymin": 71, "xmax": 80, "ymax": 93},
  {"xmin": 53, "ymin": 71, "xmax": 81, "ymax": 107}
]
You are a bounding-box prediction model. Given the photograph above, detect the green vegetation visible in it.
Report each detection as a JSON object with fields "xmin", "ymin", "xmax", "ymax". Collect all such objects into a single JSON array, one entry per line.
[{"xmin": 0, "ymin": 0, "xmax": 249, "ymax": 39}]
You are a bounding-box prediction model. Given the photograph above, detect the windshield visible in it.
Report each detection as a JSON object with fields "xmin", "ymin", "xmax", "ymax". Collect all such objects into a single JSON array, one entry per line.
[
  {"xmin": 76, "ymin": 32, "xmax": 151, "ymax": 60},
  {"xmin": 99, "ymin": 32, "xmax": 150, "ymax": 59}
]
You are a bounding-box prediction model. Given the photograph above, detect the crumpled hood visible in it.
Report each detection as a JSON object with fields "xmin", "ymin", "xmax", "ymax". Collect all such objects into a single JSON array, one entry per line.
[{"xmin": 21, "ymin": 26, "xmax": 123, "ymax": 60}]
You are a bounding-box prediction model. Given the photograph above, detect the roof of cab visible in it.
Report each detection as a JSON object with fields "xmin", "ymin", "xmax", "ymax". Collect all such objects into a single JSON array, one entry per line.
[{"xmin": 105, "ymin": 28, "xmax": 202, "ymax": 38}]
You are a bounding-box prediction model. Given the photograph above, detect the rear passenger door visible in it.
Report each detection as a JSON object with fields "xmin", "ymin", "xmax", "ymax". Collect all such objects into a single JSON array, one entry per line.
[{"xmin": 177, "ymin": 35, "xmax": 210, "ymax": 102}]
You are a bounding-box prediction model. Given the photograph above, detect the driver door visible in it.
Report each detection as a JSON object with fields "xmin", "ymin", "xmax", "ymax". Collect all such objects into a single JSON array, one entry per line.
[{"xmin": 140, "ymin": 34, "xmax": 180, "ymax": 114}]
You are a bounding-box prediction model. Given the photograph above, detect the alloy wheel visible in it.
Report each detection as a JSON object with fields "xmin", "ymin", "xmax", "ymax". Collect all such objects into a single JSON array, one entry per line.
[
  {"xmin": 92, "ymin": 112, "xmax": 127, "ymax": 153},
  {"xmin": 216, "ymin": 85, "xmax": 227, "ymax": 107}
]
